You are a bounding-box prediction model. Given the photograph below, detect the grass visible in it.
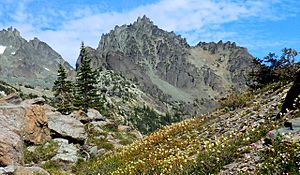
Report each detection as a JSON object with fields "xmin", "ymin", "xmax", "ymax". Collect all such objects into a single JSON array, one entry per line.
[
  {"xmin": 85, "ymin": 123, "xmax": 114, "ymax": 150},
  {"xmin": 24, "ymin": 141, "xmax": 59, "ymax": 164},
  {"xmin": 257, "ymin": 134, "xmax": 300, "ymax": 174},
  {"xmin": 41, "ymin": 160, "xmax": 70, "ymax": 175},
  {"xmin": 71, "ymin": 81, "xmax": 295, "ymax": 175}
]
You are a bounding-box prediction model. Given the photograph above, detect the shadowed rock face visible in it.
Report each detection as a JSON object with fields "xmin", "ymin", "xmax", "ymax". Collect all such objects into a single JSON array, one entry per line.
[
  {"xmin": 0, "ymin": 27, "xmax": 74, "ymax": 87},
  {"xmin": 76, "ymin": 16, "xmax": 257, "ymax": 114}
]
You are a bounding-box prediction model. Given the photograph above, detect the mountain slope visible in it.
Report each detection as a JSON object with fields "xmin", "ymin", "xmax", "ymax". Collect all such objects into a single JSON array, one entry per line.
[
  {"xmin": 0, "ymin": 27, "xmax": 73, "ymax": 87},
  {"xmin": 75, "ymin": 80, "xmax": 300, "ymax": 175},
  {"xmin": 77, "ymin": 16, "xmax": 257, "ymax": 115}
]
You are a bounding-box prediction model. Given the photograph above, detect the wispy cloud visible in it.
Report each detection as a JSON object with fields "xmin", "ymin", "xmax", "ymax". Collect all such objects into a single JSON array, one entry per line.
[{"xmin": 0, "ymin": 0, "xmax": 299, "ymax": 66}]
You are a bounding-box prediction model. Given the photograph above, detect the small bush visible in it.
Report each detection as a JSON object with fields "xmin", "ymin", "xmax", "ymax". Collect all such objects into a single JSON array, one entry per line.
[
  {"xmin": 20, "ymin": 92, "xmax": 38, "ymax": 100},
  {"xmin": 24, "ymin": 141, "xmax": 58, "ymax": 164},
  {"xmin": 42, "ymin": 160, "xmax": 69, "ymax": 175}
]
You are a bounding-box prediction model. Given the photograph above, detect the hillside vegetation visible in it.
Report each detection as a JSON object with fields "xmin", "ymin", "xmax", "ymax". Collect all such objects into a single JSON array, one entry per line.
[{"xmin": 74, "ymin": 81, "xmax": 300, "ymax": 175}]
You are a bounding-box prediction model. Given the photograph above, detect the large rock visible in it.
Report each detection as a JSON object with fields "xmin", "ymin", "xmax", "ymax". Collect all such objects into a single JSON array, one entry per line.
[
  {"xmin": 0, "ymin": 97, "xmax": 50, "ymax": 166},
  {"xmin": 0, "ymin": 127, "xmax": 24, "ymax": 166},
  {"xmin": 87, "ymin": 108, "xmax": 106, "ymax": 121},
  {"xmin": 69, "ymin": 109, "xmax": 106, "ymax": 124},
  {"xmin": 0, "ymin": 104, "xmax": 25, "ymax": 166},
  {"xmin": 51, "ymin": 138, "xmax": 79, "ymax": 163},
  {"xmin": 0, "ymin": 165, "xmax": 15, "ymax": 174},
  {"xmin": 47, "ymin": 112, "xmax": 87, "ymax": 142},
  {"xmin": 21, "ymin": 98, "xmax": 51, "ymax": 144},
  {"xmin": 0, "ymin": 165, "xmax": 49, "ymax": 175}
]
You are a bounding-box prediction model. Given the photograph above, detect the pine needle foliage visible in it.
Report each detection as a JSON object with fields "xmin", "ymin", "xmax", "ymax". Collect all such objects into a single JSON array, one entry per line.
[
  {"xmin": 74, "ymin": 42, "xmax": 102, "ymax": 112},
  {"xmin": 52, "ymin": 64, "xmax": 74, "ymax": 114}
]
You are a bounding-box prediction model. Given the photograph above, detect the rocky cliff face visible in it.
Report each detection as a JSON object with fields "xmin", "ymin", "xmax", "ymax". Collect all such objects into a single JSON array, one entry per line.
[
  {"xmin": 76, "ymin": 16, "xmax": 257, "ymax": 114},
  {"xmin": 0, "ymin": 27, "xmax": 73, "ymax": 88}
]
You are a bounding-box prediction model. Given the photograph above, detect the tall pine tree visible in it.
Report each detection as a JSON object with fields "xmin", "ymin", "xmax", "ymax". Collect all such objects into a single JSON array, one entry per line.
[
  {"xmin": 52, "ymin": 64, "xmax": 73, "ymax": 114},
  {"xmin": 74, "ymin": 42, "xmax": 101, "ymax": 112}
]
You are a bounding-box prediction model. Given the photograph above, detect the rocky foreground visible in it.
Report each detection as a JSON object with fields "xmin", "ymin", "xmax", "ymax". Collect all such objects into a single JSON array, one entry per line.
[
  {"xmin": 1, "ymin": 81, "xmax": 300, "ymax": 174},
  {"xmin": 0, "ymin": 94, "xmax": 142, "ymax": 174}
]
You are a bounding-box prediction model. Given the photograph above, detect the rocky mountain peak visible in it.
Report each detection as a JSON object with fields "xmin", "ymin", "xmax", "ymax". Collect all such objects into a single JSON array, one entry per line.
[
  {"xmin": 134, "ymin": 15, "xmax": 154, "ymax": 26},
  {"xmin": 0, "ymin": 27, "xmax": 73, "ymax": 87},
  {"xmin": 197, "ymin": 40, "xmax": 240, "ymax": 54},
  {"xmin": 3, "ymin": 27, "xmax": 20, "ymax": 36},
  {"xmin": 29, "ymin": 37, "xmax": 41, "ymax": 47},
  {"xmin": 78, "ymin": 16, "xmax": 258, "ymax": 115}
]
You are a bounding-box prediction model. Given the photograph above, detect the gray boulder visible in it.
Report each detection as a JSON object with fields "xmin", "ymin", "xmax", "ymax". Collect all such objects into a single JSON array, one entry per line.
[
  {"xmin": 51, "ymin": 138, "xmax": 79, "ymax": 163},
  {"xmin": 0, "ymin": 165, "xmax": 15, "ymax": 174},
  {"xmin": 0, "ymin": 165, "xmax": 50, "ymax": 175},
  {"xmin": 87, "ymin": 108, "xmax": 106, "ymax": 121},
  {"xmin": 47, "ymin": 112, "xmax": 87, "ymax": 142}
]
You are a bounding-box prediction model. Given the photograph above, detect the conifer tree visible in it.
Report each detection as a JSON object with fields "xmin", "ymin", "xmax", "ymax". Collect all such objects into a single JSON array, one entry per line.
[
  {"xmin": 52, "ymin": 64, "xmax": 73, "ymax": 114},
  {"xmin": 74, "ymin": 42, "xmax": 101, "ymax": 112}
]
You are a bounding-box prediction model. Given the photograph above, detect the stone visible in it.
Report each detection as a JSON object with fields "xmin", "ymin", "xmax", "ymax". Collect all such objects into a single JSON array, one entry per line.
[
  {"xmin": 117, "ymin": 125, "xmax": 132, "ymax": 132},
  {"xmin": 15, "ymin": 166, "xmax": 50, "ymax": 175},
  {"xmin": 129, "ymin": 130, "xmax": 143, "ymax": 140},
  {"xmin": 0, "ymin": 165, "xmax": 15, "ymax": 174},
  {"xmin": 0, "ymin": 98, "xmax": 50, "ymax": 166},
  {"xmin": 0, "ymin": 165, "xmax": 50, "ymax": 175},
  {"xmin": 69, "ymin": 110, "xmax": 90, "ymax": 123},
  {"xmin": 270, "ymin": 117, "xmax": 300, "ymax": 138},
  {"xmin": 0, "ymin": 105, "xmax": 24, "ymax": 166},
  {"xmin": 51, "ymin": 138, "xmax": 79, "ymax": 163},
  {"xmin": 89, "ymin": 146, "xmax": 98, "ymax": 157},
  {"xmin": 87, "ymin": 108, "xmax": 106, "ymax": 121},
  {"xmin": 21, "ymin": 97, "xmax": 45, "ymax": 105},
  {"xmin": 91, "ymin": 121, "xmax": 109, "ymax": 128},
  {"xmin": 0, "ymin": 93, "xmax": 22, "ymax": 105},
  {"xmin": 21, "ymin": 98, "xmax": 51, "ymax": 144},
  {"xmin": 47, "ymin": 112, "xmax": 87, "ymax": 142},
  {"xmin": 0, "ymin": 128, "xmax": 23, "ymax": 166}
]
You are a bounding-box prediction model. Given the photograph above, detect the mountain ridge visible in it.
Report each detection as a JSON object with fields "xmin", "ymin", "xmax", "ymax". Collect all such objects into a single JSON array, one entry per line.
[
  {"xmin": 77, "ymin": 15, "xmax": 258, "ymax": 115},
  {"xmin": 0, "ymin": 27, "xmax": 74, "ymax": 88}
]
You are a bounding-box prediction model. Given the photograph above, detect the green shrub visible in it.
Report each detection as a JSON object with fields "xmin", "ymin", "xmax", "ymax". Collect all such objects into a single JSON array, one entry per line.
[
  {"xmin": 24, "ymin": 141, "xmax": 58, "ymax": 164},
  {"xmin": 41, "ymin": 160, "xmax": 69, "ymax": 175},
  {"xmin": 20, "ymin": 92, "xmax": 38, "ymax": 100}
]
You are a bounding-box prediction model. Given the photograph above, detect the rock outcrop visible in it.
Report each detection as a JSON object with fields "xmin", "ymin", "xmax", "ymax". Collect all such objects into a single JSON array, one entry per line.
[
  {"xmin": 0, "ymin": 165, "xmax": 50, "ymax": 175},
  {"xmin": 77, "ymin": 15, "xmax": 258, "ymax": 114},
  {"xmin": 21, "ymin": 98, "xmax": 51, "ymax": 144},
  {"xmin": 0, "ymin": 97, "xmax": 50, "ymax": 166},
  {"xmin": 47, "ymin": 112, "xmax": 87, "ymax": 143}
]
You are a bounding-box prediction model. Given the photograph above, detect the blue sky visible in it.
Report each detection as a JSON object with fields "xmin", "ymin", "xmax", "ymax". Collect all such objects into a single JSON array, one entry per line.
[{"xmin": 0, "ymin": 0, "xmax": 299, "ymax": 66}]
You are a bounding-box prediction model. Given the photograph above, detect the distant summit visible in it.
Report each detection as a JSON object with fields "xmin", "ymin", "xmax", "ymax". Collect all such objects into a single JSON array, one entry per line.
[
  {"xmin": 76, "ymin": 16, "xmax": 258, "ymax": 115},
  {"xmin": 0, "ymin": 27, "xmax": 73, "ymax": 87}
]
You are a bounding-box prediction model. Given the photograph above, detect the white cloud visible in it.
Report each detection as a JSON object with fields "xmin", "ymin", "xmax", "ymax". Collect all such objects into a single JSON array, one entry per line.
[{"xmin": 0, "ymin": 0, "xmax": 299, "ymax": 66}]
